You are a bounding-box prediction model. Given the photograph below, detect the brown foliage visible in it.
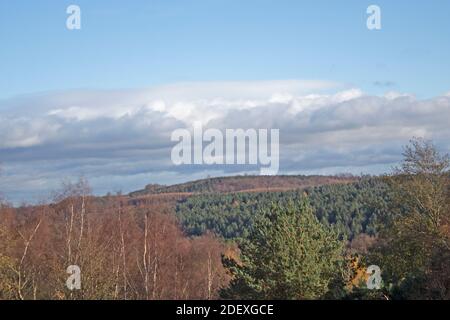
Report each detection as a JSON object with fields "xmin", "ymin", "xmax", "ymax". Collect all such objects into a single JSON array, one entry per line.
[{"xmin": 0, "ymin": 180, "xmax": 230, "ymax": 300}]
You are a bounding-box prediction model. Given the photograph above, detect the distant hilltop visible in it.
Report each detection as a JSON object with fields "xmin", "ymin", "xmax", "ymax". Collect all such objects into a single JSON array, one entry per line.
[{"xmin": 129, "ymin": 174, "xmax": 357, "ymax": 197}]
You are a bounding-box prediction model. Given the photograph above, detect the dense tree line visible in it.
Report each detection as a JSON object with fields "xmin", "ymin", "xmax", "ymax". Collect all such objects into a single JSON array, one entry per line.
[{"xmin": 175, "ymin": 177, "xmax": 393, "ymax": 241}]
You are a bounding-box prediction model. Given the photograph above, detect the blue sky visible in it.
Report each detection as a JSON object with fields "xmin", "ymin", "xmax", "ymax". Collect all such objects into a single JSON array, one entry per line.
[
  {"xmin": 1, "ymin": 1, "xmax": 450, "ymax": 204},
  {"xmin": 1, "ymin": 0, "xmax": 450, "ymax": 99}
]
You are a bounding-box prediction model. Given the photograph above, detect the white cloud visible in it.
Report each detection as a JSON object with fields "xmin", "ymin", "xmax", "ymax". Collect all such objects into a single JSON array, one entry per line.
[
  {"xmin": 0, "ymin": 80, "xmax": 449, "ymax": 203},
  {"xmin": 384, "ymin": 91, "xmax": 414, "ymax": 100}
]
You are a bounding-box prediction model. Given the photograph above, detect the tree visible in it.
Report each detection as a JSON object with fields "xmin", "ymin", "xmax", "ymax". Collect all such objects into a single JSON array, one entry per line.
[
  {"xmin": 372, "ymin": 138, "xmax": 450, "ymax": 299},
  {"xmin": 221, "ymin": 199, "xmax": 345, "ymax": 299},
  {"xmin": 393, "ymin": 138, "xmax": 449, "ymax": 234},
  {"xmin": 0, "ymin": 216, "xmax": 16, "ymax": 299}
]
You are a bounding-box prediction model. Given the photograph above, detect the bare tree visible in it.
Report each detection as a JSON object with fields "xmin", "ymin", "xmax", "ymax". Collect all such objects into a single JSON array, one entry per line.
[
  {"xmin": 0, "ymin": 185, "xmax": 230, "ymax": 300},
  {"xmin": 15, "ymin": 215, "xmax": 43, "ymax": 300}
]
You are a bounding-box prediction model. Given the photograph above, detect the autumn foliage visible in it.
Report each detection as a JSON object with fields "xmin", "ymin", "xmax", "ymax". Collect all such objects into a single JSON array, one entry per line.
[{"xmin": 0, "ymin": 182, "xmax": 230, "ymax": 300}]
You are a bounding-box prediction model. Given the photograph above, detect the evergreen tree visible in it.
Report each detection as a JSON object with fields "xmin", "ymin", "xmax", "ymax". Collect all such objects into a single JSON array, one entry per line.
[{"xmin": 221, "ymin": 199, "xmax": 345, "ymax": 299}]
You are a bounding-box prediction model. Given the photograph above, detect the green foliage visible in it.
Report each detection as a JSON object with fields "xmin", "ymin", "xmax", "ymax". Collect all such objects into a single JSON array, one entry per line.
[
  {"xmin": 221, "ymin": 199, "xmax": 345, "ymax": 299},
  {"xmin": 176, "ymin": 178, "xmax": 393, "ymax": 240},
  {"xmin": 343, "ymin": 287, "xmax": 388, "ymax": 300}
]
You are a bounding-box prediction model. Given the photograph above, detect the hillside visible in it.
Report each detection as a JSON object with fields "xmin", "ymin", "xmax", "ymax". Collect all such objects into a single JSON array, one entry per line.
[
  {"xmin": 129, "ymin": 175, "xmax": 356, "ymax": 197},
  {"xmin": 175, "ymin": 177, "xmax": 392, "ymax": 240}
]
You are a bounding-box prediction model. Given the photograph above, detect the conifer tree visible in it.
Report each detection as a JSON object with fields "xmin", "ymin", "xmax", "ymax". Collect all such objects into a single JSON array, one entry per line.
[{"xmin": 221, "ymin": 199, "xmax": 345, "ymax": 299}]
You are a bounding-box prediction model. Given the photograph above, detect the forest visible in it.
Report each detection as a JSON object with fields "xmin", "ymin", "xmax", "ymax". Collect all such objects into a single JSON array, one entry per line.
[
  {"xmin": 175, "ymin": 177, "xmax": 392, "ymax": 240},
  {"xmin": 0, "ymin": 138, "xmax": 449, "ymax": 300}
]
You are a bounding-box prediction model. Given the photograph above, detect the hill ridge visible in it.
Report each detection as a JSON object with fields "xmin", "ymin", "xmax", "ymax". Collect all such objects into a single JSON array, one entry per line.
[{"xmin": 129, "ymin": 174, "xmax": 357, "ymax": 197}]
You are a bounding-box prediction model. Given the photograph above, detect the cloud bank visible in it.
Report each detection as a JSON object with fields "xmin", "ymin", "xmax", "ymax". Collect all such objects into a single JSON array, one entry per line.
[{"xmin": 0, "ymin": 80, "xmax": 449, "ymax": 203}]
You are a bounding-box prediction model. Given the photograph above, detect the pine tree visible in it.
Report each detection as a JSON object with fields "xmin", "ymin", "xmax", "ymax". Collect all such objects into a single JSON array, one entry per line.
[{"xmin": 221, "ymin": 199, "xmax": 345, "ymax": 299}]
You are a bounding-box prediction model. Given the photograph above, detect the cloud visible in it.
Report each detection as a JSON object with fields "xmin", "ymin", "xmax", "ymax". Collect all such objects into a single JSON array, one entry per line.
[{"xmin": 0, "ymin": 80, "xmax": 449, "ymax": 203}]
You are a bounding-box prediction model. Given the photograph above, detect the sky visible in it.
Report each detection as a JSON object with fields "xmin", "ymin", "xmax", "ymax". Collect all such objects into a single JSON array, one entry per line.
[{"xmin": 0, "ymin": 0, "xmax": 450, "ymax": 204}]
